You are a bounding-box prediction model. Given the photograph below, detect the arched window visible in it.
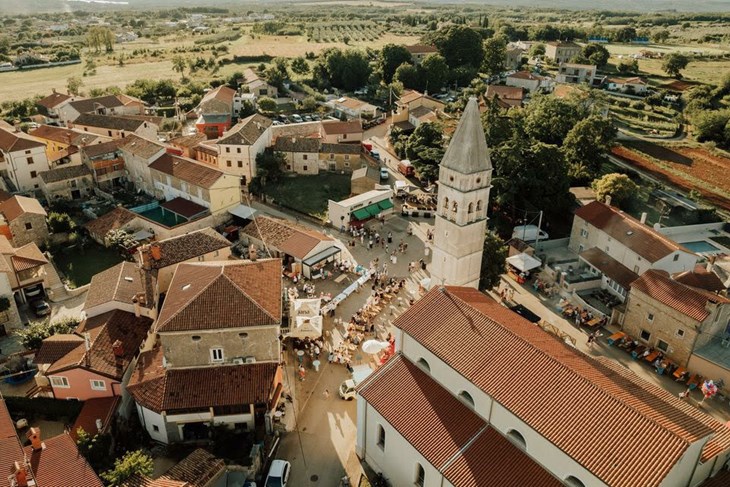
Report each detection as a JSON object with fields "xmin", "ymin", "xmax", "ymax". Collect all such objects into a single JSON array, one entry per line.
[
  {"xmin": 415, "ymin": 463, "xmax": 425, "ymax": 487},
  {"xmin": 458, "ymin": 391, "xmax": 475, "ymax": 408},
  {"xmin": 417, "ymin": 358, "xmax": 430, "ymax": 373},
  {"xmin": 377, "ymin": 424, "xmax": 386, "ymax": 449},
  {"xmin": 443, "ymin": 197, "xmax": 449, "ymax": 209},
  {"xmin": 507, "ymin": 429, "xmax": 526, "ymax": 450},
  {"xmin": 564, "ymin": 476, "xmax": 585, "ymax": 487},
  {"xmin": 468, "ymin": 203, "xmax": 474, "ymax": 214},
  {"xmin": 452, "ymin": 201, "xmax": 458, "ymax": 212},
  {"xmin": 476, "ymin": 200, "xmax": 482, "ymax": 211}
]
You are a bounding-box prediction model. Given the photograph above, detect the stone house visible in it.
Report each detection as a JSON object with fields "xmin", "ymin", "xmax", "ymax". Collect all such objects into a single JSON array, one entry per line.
[
  {"xmin": 28, "ymin": 124, "xmax": 105, "ymax": 167},
  {"xmin": 127, "ymin": 259, "xmax": 283, "ymax": 444},
  {"xmin": 605, "ymin": 77, "xmax": 649, "ymax": 96},
  {"xmin": 81, "ymin": 139, "xmax": 126, "ymax": 189},
  {"xmin": 274, "ymin": 136, "xmax": 320, "ymax": 175},
  {"xmin": 622, "ymin": 269, "xmax": 730, "ymax": 367},
  {"xmin": 240, "ymin": 68, "xmax": 278, "ymax": 98},
  {"xmin": 0, "ymin": 122, "xmax": 51, "ymax": 193},
  {"xmin": 392, "ymin": 90, "xmax": 445, "ymax": 130},
  {"xmin": 504, "ymin": 46, "xmax": 524, "ymax": 70},
  {"xmin": 194, "ymin": 85, "xmax": 240, "ymax": 139},
  {"xmin": 327, "ymin": 96, "xmax": 378, "ymax": 120},
  {"xmin": 557, "ymin": 63, "xmax": 597, "ymax": 84},
  {"xmin": 404, "ymin": 44, "xmax": 438, "ymax": 65},
  {"xmin": 216, "ymin": 114, "xmax": 273, "ymax": 185},
  {"xmin": 38, "ymin": 164, "xmax": 93, "ymax": 202},
  {"xmin": 57, "ymin": 94, "xmax": 145, "ymax": 125},
  {"xmin": 35, "ymin": 90, "xmax": 75, "ymax": 121},
  {"xmin": 485, "ymin": 85, "xmax": 525, "ymax": 108},
  {"xmin": 118, "ymin": 135, "xmax": 167, "ymax": 195},
  {"xmin": 0, "ymin": 195, "xmax": 48, "ymax": 248},
  {"xmin": 506, "ymin": 71, "xmax": 548, "ymax": 93},
  {"xmin": 545, "ymin": 41, "xmax": 581, "ymax": 64},
  {"xmin": 318, "ymin": 143, "xmax": 363, "ymax": 173},
  {"xmin": 320, "ymin": 120, "xmax": 363, "ymax": 144},
  {"xmin": 0, "ymin": 236, "xmax": 64, "ymax": 304},
  {"xmin": 69, "ymin": 113, "xmax": 158, "ymax": 141}
]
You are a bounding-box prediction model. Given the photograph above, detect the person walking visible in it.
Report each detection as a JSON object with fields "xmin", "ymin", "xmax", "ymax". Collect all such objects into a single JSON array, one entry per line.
[{"xmin": 387, "ymin": 232, "xmax": 392, "ymax": 244}]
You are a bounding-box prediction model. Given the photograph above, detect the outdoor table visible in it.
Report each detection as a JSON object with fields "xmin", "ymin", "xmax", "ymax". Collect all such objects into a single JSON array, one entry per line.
[
  {"xmin": 644, "ymin": 351, "xmax": 660, "ymax": 363},
  {"xmin": 673, "ymin": 367, "xmax": 687, "ymax": 381},
  {"xmin": 297, "ymin": 350, "xmax": 305, "ymax": 363},
  {"xmin": 632, "ymin": 345, "xmax": 647, "ymax": 359},
  {"xmin": 586, "ymin": 317, "xmax": 602, "ymax": 328},
  {"xmin": 688, "ymin": 374, "xmax": 702, "ymax": 390},
  {"xmin": 607, "ymin": 332, "xmax": 627, "ymax": 346},
  {"xmin": 312, "ymin": 360, "xmax": 321, "ymax": 372}
]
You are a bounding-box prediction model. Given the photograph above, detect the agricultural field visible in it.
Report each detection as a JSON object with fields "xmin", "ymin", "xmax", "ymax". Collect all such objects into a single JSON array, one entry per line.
[
  {"xmin": 608, "ymin": 101, "xmax": 680, "ymax": 137},
  {"xmin": 612, "ymin": 141, "xmax": 730, "ymax": 211}
]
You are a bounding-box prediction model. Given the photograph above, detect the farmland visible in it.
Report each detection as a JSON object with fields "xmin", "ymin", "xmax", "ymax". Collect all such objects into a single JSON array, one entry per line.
[{"xmin": 612, "ymin": 142, "xmax": 730, "ymax": 211}]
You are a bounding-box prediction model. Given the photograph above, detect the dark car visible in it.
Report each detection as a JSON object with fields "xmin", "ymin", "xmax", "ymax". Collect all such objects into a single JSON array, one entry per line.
[{"xmin": 30, "ymin": 299, "xmax": 51, "ymax": 317}]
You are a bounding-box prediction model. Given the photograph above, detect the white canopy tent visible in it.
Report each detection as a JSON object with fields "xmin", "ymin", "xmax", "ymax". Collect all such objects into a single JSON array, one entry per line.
[
  {"xmin": 288, "ymin": 299, "xmax": 323, "ymax": 339},
  {"xmin": 506, "ymin": 253, "xmax": 542, "ymax": 273}
]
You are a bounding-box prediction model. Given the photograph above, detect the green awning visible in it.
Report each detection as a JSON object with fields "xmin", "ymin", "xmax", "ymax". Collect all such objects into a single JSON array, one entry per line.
[
  {"xmin": 352, "ymin": 208, "xmax": 371, "ymax": 220},
  {"xmin": 366, "ymin": 204, "xmax": 382, "ymax": 217},
  {"xmin": 378, "ymin": 199, "xmax": 394, "ymax": 211}
]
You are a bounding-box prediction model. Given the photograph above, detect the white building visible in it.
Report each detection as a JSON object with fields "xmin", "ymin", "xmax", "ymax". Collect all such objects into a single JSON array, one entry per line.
[
  {"xmin": 118, "ymin": 134, "xmax": 166, "ymax": 196},
  {"xmin": 0, "ymin": 122, "xmax": 51, "ymax": 193},
  {"xmin": 357, "ymin": 286, "xmax": 730, "ymax": 487},
  {"xmin": 216, "ymin": 114, "xmax": 273, "ymax": 185},
  {"xmin": 328, "ymin": 189, "xmax": 394, "ymax": 230},
  {"xmin": 430, "ymin": 97, "xmax": 491, "ymax": 289},
  {"xmin": 506, "ymin": 71, "xmax": 549, "ymax": 93}
]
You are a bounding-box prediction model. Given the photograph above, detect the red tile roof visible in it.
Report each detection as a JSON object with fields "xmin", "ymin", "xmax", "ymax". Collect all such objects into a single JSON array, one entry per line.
[
  {"xmin": 359, "ymin": 356, "xmax": 486, "ymax": 469},
  {"xmin": 672, "ymin": 266, "xmax": 726, "ymax": 293},
  {"xmin": 149, "ymin": 153, "xmax": 224, "ymax": 189},
  {"xmin": 0, "ymin": 400, "xmax": 24, "ymax": 482},
  {"xmin": 34, "ymin": 334, "xmax": 84, "ymax": 364},
  {"xmin": 394, "ymin": 286, "xmax": 729, "ymax": 487},
  {"xmin": 0, "ymin": 195, "xmax": 47, "ymax": 221},
  {"xmin": 580, "ymin": 247, "xmax": 638, "ymax": 289},
  {"xmin": 70, "ymin": 396, "xmax": 119, "ymax": 441},
  {"xmin": 36, "ymin": 91, "xmax": 73, "ymax": 109},
  {"xmin": 25, "ymin": 434, "xmax": 103, "ymax": 487},
  {"xmin": 241, "ymin": 216, "xmax": 333, "ymax": 260},
  {"xmin": 127, "ymin": 347, "xmax": 279, "ymax": 413},
  {"xmin": 139, "ymin": 227, "xmax": 230, "ymax": 270},
  {"xmin": 11, "ymin": 243, "xmax": 49, "ymax": 272},
  {"xmin": 84, "ymin": 207, "xmax": 138, "ymax": 238},
  {"xmin": 156, "ymin": 259, "xmax": 281, "ymax": 332},
  {"xmin": 575, "ymin": 201, "xmax": 691, "ymax": 263},
  {"xmin": 321, "ymin": 120, "xmax": 363, "ymax": 135},
  {"xmin": 160, "ymin": 197, "xmax": 209, "ymax": 219},
  {"xmin": 507, "ymin": 71, "xmax": 544, "ymax": 81},
  {"xmin": 0, "ymin": 124, "xmax": 46, "ymax": 152},
  {"xmin": 631, "ymin": 270, "xmax": 730, "ymax": 321},
  {"xmin": 160, "ymin": 448, "xmax": 225, "ymax": 487},
  {"xmin": 84, "ymin": 261, "xmax": 148, "ymax": 311}
]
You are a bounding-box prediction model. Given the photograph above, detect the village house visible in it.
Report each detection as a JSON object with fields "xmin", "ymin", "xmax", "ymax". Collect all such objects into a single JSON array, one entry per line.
[
  {"xmin": 0, "ymin": 122, "xmax": 51, "ymax": 193},
  {"xmin": 485, "ymin": 85, "xmax": 525, "ymax": 108},
  {"xmin": 0, "ymin": 195, "xmax": 48, "ymax": 248},
  {"xmin": 506, "ymin": 70, "xmax": 549, "ymax": 93},
  {"xmin": 33, "ymin": 309, "xmax": 153, "ymax": 401},
  {"xmin": 195, "ymin": 85, "xmax": 241, "ymax": 138},
  {"xmin": 193, "ymin": 139, "xmax": 220, "ymax": 166},
  {"xmin": 169, "ymin": 132, "xmax": 207, "ymax": 158},
  {"xmin": 545, "ymin": 41, "xmax": 582, "ymax": 64},
  {"xmin": 327, "ymin": 96, "xmax": 378, "ymax": 120},
  {"xmin": 274, "ymin": 136, "xmax": 320, "ymax": 175},
  {"xmin": 240, "ymin": 67, "xmax": 278, "ymax": 98},
  {"xmin": 38, "ymin": 164, "xmax": 93, "ymax": 202},
  {"xmin": 392, "ymin": 90, "xmax": 445, "ymax": 131},
  {"xmin": 504, "ymin": 45, "xmax": 524, "ymax": 70},
  {"xmin": 557, "ymin": 63, "xmax": 598, "ymax": 84},
  {"xmin": 118, "ymin": 134, "xmax": 166, "ymax": 195},
  {"xmin": 606, "ymin": 76, "xmax": 649, "ymax": 95},
  {"xmin": 57, "ymin": 94, "xmax": 145, "ymax": 125},
  {"xmin": 318, "ymin": 142, "xmax": 363, "ymax": 172},
  {"xmin": 35, "ymin": 89, "xmax": 75, "ymax": 121},
  {"xmin": 82, "ymin": 261, "xmax": 155, "ymax": 319},
  {"xmin": 148, "ymin": 152, "xmax": 242, "ymax": 217},
  {"xmin": 127, "ymin": 259, "xmax": 284, "ymax": 444},
  {"xmin": 240, "ymin": 216, "xmax": 340, "ymax": 279},
  {"xmin": 136, "ymin": 227, "xmax": 232, "ymax": 295},
  {"xmin": 357, "ymin": 286, "xmax": 730, "ymax": 487},
  {"xmin": 621, "ymin": 269, "xmax": 730, "ymax": 368},
  {"xmin": 29, "ymin": 124, "xmax": 105, "ymax": 167},
  {"xmin": 328, "ymin": 189, "xmax": 394, "ymax": 231},
  {"xmin": 216, "ymin": 114, "xmax": 273, "ymax": 184},
  {"xmin": 69, "ymin": 113, "xmax": 158, "ymax": 140},
  {"xmin": 81, "ymin": 139, "xmax": 126, "ymax": 189},
  {"xmin": 0, "ymin": 401, "xmax": 103, "ymax": 487},
  {"xmin": 404, "ymin": 44, "xmax": 438, "ymax": 65},
  {"xmin": 320, "ymin": 120, "xmax": 363, "ymax": 144},
  {"xmin": 0, "ymin": 236, "xmax": 64, "ymax": 304}
]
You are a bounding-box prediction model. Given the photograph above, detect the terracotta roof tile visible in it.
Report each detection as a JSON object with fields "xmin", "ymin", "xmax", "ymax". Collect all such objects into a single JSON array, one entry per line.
[
  {"xmin": 82, "ymin": 139, "xmax": 124, "ymax": 159},
  {"xmin": 486, "ymin": 85, "xmax": 524, "ymax": 101},
  {"xmin": 25, "ymin": 434, "xmax": 103, "ymax": 487},
  {"xmin": 70, "ymin": 396, "xmax": 119, "ymax": 441},
  {"xmin": 218, "ymin": 114, "xmax": 272, "ymax": 145},
  {"xmin": 29, "ymin": 125, "xmax": 99, "ymax": 146},
  {"xmin": 0, "ymin": 400, "xmax": 24, "ymax": 478},
  {"xmin": 0, "ymin": 195, "xmax": 47, "ymax": 221},
  {"xmin": 394, "ymin": 287, "xmax": 727, "ymax": 487},
  {"xmin": 320, "ymin": 142, "xmax": 361, "ymax": 155},
  {"xmin": 160, "ymin": 197, "xmax": 209, "ymax": 219},
  {"xmin": 508, "ymin": 71, "xmax": 544, "ymax": 81},
  {"xmin": 161, "ymin": 448, "xmax": 225, "ymax": 487},
  {"xmin": 699, "ymin": 468, "xmax": 730, "ymax": 487},
  {"xmin": 39, "ymin": 164, "xmax": 91, "ymax": 184},
  {"xmin": 83, "ymin": 207, "xmax": 138, "ymax": 237},
  {"xmin": 241, "ymin": 216, "xmax": 332, "ymax": 260},
  {"xmin": 198, "ymin": 86, "xmax": 236, "ymax": 115},
  {"xmin": 580, "ymin": 247, "xmax": 639, "ymax": 289},
  {"xmin": 84, "ymin": 261, "xmax": 148, "ymax": 311},
  {"xmin": 156, "ymin": 259, "xmax": 281, "ymax": 332},
  {"xmin": 169, "ymin": 133, "xmax": 207, "ymax": 149},
  {"xmin": 11, "ymin": 243, "xmax": 49, "ymax": 272},
  {"xmin": 631, "ymin": 269, "xmax": 729, "ymax": 321},
  {"xmin": 127, "ymin": 347, "xmax": 279, "ymax": 413},
  {"xmin": 118, "ymin": 134, "xmax": 166, "ymax": 159},
  {"xmin": 672, "ymin": 266, "xmax": 726, "ymax": 293},
  {"xmin": 320, "ymin": 120, "xmax": 362, "ymax": 135},
  {"xmin": 575, "ymin": 201, "xmax": 691, "ymax": 263},
  {"xmin": 36, "ymin": 92, "xmax": 73, "ymax": 109},
  {"xmin": 34, "ymin": 335, "xmax": 84, "ymax": 364},
  {"xmin": 139, "ymin": 227, "xmax": 230, "ymax": 270},
  {"xmin": 0, "ymin": 124, "xmax": 46, "ymax": 152},
  {"xmin": 149, "ymin": 153, "xmax": 223, "ymax": 189},
  {"xmin": 72, "ymin": 113, "xmax": 147, "ymax": 132}
]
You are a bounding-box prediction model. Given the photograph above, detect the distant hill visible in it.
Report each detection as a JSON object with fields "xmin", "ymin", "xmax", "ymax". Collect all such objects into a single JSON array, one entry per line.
[{"xmin": 3, "ymin": 0, "xmax": 730, "ymax": 15}]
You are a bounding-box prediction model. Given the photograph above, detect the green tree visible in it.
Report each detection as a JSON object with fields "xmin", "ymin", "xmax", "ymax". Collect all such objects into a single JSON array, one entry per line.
[
  {"xmin": 481, "ymin": 96, "xmax": 513, "ymax": 148},
  {"xmin": 255, "ymin": 150, "xmax": 286, "ymax": 185},
  {"xmin": 419, "ymin": 53, "xmax": 449, "ymax": 93},
  {"xmin": 562, "ymin": 116, "xmax": 617, "ymax": 180},
  {"xmin": 15, "ymin": 317, "xmax": 79, "ymax": 351},
  {"xmin": 290, "ymin": 56, "xmax": 310, "ymax": 76},
  {"xmin": 652, "ymin": 29, "xmax": 670, "ymax": 43},
  {"xmin": 481, "ymin": 36, "xmax": 507, "ymax": 77},
  {"xmin": 591, "ymin": 173, "xmax": 639, "ymax": 208},
  {"xmin": 616, "ymin": 58, "xmax": 639, "ymax": 74},
  {"xmin": 47, "ymin": 212, "xmax": 75, "ymax": 233},
  {"xmin": 405, "ymin": 123, "xmax": 444, "ymax": 182},
  {"xmin": 662, "ymin": 53, "xmax": 689, "ymax": 78},
  {"xmin": 613, "ymin": 26, "xmax": 637, "ymax": 43},
  {"xmin": 691, "ymin": 109, "xmax": 730, "ymax": 145},
  {"xmin": 265, "ymin": 57, "xmax": 289, "ymax": 90},
  {"xmin": 171, "ymin": 55, "xmax": 187, "ymax": 78},
  {"xmin": 76, "ymin": 428, "xmax": 113, "ymax": 473},
  {"xmin": 523, "ymin": 95, "xmax": 581, "ymax": 146},
  {"xmin": 379, "ymin": 44, "xmax": 412, "ymax": 84},
  {"xmin": 101, "ymin": 450, "xmax": 153, "ymax": 486},
  {"xmin": 581, "ymin": 44, "xmax": 610, "ymax": 67},
  {"xmin": 257, "ymin": 96, "xmax": 277, "ymax": 113},
  {"xmin": 430, "ymin": 25, "xmax": 485, "ymax": 70},
  {"xmin": 86, "ymin": 26, "xmax": 114, "ymax": 53},
  {"xmin": 66, "ymin": 76, "xmax": 83, "ymax": 96},
  {"xmin": 529, "ymin": 43, "xmax": 545, "ymax": 58},
  {"xmin": 318, "ymin": 48, "xmax": 372, "ymax": 91},
  {"xmin": 394, "ymin": 63, "xmax": 419, "ymax": 90},
  {"xmin": 479, "ymin": 232, "xmax": 508, "ymax": 292}
]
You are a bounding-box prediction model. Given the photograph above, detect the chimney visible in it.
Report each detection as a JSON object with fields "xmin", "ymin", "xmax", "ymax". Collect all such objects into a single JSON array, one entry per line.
[
  {"xmin": 150, "ymin": 244, "xmax": 162, "ymax": 261},
  {"xmin": 132, "ymin": 295, "xmax": 141, "ymax": 318},
  {"xmin": 112, "ymin": 339, "xmax": 124, "ymax": 358},
  {"xmin": 640, "ymin": 212, "xmax": 647, "ymax": 224},
  {"xmin": 83, "ymin": 332, "xmax": 91, "ymax": 368},
  {"xmin": 27, "ymin": 427, "xmax": 42, "ymax": 451},
  {"xmin": 249, "ymin": 244, "xmax": 257, "ymax": 261},
  {"xmin": 95, "ymin": 419, "xmax": 103, "ymax": 433},
  {"xmin": 605, "ymin": 195, "xmax": 612, "ymax": 207},
  {"xmin": 13, "ymin": 462, "xmax": 28, "ymax": 487}
]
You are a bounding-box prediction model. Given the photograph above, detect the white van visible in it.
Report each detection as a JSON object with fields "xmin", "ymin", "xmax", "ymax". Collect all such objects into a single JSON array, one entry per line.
[
  {"xmin": 339, "ymin": 365, "xmax": 373, "ymax": 400},
  {"xmin": 511, "ymin": 225, "xmax": 549, "ymax": 243}
]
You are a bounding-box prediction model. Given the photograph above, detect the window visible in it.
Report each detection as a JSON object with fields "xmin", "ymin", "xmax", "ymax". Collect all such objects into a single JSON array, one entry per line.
[
  {"xmin": 50, "ymin": 376, "xmax": 70, "ymax": 388},
  {"xmin": 657, "ymin": 340, "xmax": 669, "ymax": 352},
  {"xmin": 303, "ymin": 165, "xmax": 308, "ymax": 171},
  {"xmin": 416, "ymin": 358, "xmax": 430, "ymax": 372},
  {"xmin": 633, "ymin": 265, "xmax": 639, "ymax": 273},
  {"xmin": 226, "ymin": 147, "xmax": 230, "ymax": 153},
  {"xmin": 108, "ymin": 130, "xmax": 112, "ymax": 137},
  {"xmin": 443, "ymin": 197, "xmax": 449, "ymax": 209},
  {"xmin": 30, "ymin": 171, "xmax": 37, "ymax": 178},
  {"xmin": 578, "ymin": 244, "xmax": 584, "ymax": 253},
  {"xmin": 452, "ymin": 201, "xmax": 458, "ymax": 212},
  {"xmin": 24, "ymin": 222, "xmax": 32, "ymax": 230},
  {"xmin": 343, "ymin": 133, "xmax": 348, "ymax": 139},
  {"xmin": 152, "ymin": 425, "xmax": 160, "ymax": 432},
  {"xmin": 507, "ymin": 429, "xmax": 526, "ymax": 450},
  {"xmin": 238, "ymin": 161, "xmax": 243, "ymax": 168},
  {"xmin": 673, "ymin": 254, "xmax": 679, "ymax": 261},
  {"xmin": 90, "ymin": 380, "xmax": 106, "ymax": 391},
  {"xmin": 580, "ymin": 229, "xmax": 588, "ymax": 238},
  {"xmin": 647, "ymin": 313, "xmax": 654, "ymax": 322},
  {"xmin": 210, "ymin": 348, "xmax": 224, "ymax": 363},
  {"xmin": 237, "ymin": 147, "xmax": 241, "ymax": 154},
  {"xmin": 676, "ymin": 329, "xmax": 685, "ymax": 338},
  {"xmin": 303, "ymin": 154, "xmax": 308, "ymax": 160},
  {"xmin": 287, "ymin": 165, "xmax": 292, "ymax": 171},
  {"xmin": 476, "ymin": 200, "xmax": 482, "ymax": 211},
  {"xmin": 227, "ymin": 160, "xmax": 232, "ymax": 167},
  {"xmin": 415, "ymin": 463, "xmax": 425, "ymax": 487},
  {"xmin": 27, "ymin": 157, "xmax": 34, "ymax": 165},
  {"xmin": 344, "ymin": 154, "xmax": 350, "ymax": 160},
  {"xmin": 329, "ymin": 153, "xmax": 335, "ymax": 160},
  {"xmin": 640, "ymin": 329, "xmax": 651, "ymax": 341},
  {"xmin": 344, "ymin": 161, "xmax": 350, "ymax": 168},
  {"xmin": 192, "ymin": 335, "xmax": 201, "ymax": 342},
  {"xmin": 377, "ymin": 424, "xmax": 386, "ymax": 449},
  {"xmin": 459, "ymin": 391, "xmax": 475, "ymax": 408},
  {"xmin": 70, "ymin": 180, "xmax": 77, "ymax": 188},
  {"xmin": 468, "ymin": 203, "xmax": 473, "ymax": 214}
]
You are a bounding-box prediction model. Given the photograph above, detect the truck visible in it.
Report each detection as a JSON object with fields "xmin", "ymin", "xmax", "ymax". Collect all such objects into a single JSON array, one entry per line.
[
  {"xmin": 511, "ymin": 225, "xmax": 549, "ymax": 243},
  {"xmin": 339, "ymin": 365, "xmax": 374, "ymax": 400},
  {"xmin": 398, "ymin": 159, "xmax": 414, "ymax": 177}
]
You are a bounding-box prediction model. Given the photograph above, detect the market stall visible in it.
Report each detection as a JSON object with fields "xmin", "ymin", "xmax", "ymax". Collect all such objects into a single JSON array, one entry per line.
[
  {"xmin": 288, "ymin": 299, "xmax": 323, "ymax": 339},
  {"xmin": 506, "ymin": 253, "xmax": 542, "ymax": 284}
]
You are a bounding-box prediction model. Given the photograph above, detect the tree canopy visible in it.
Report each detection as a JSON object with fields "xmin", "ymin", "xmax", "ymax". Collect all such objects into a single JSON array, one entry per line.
[
  {"xmin": 380, "ymin": 44, "xmax": 413, "ymax": 84},
  {"xmin": 405, "ymin": 123, "xmax": 445, "ymax": 182},
  {"xmin": 562, "ymin": 115, "xmax": 617, "ymax": 181},
  {"xmin": 315, "ymin": 48, "xmax": 372, "ymax": 91},
  {"xmin": 523, "ymin": 95, "xmax": 582, "ymax": 146},
  {"xmin": 479, "ymin": 232, "xmax": 508, "ymax": 292},
  {"xmin": 580, "ymin": 44, "xmax": 610, "ymax": 67},
  {"xmin": 591, "ymin": 173, "xmax": 639, "ymax": 208},
  {"xmin": 430, "ymin": 25, "xmax": 484, "ymax": 70},
  {"xmin": 481, "ymin": 36, "xmax": 507, "ymax": 77},
  {"xmin": 101, "ymin": 450, "xmax": 153, "ymax": 486},
  {"xmin": 662, "ymin": 53, "xmax": 689, "ymax": 78}
]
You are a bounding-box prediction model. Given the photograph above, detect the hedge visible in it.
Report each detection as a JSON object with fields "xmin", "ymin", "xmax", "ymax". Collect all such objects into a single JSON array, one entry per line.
[{"xmin": 5, "ymin": 396, "xmax": 84, "ymax": 422}]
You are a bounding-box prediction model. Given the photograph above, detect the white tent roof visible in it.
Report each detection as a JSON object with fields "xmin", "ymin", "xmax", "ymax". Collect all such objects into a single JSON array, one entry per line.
[
  {"xmin": 506, "ymin": 253, "xmax": 542, "ymax": 272},
  {"xmin": 292, "ymin": 298, "xmax": 320, "ymax": 317},
  {"xmin": 290, "ymin": 315, "xmax": 323, "ymax": 339}
]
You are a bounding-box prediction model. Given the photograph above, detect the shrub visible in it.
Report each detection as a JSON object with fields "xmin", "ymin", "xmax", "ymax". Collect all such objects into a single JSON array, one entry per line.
[
  {"xmin": 631, "ymin": 101, "xmax": 645, "ymax": 110},
  {"xmin": 4, "ymin": 396, "xmax": 83, "ymax": 421},
  {"xmin": 15, "ymin": 317, "xmax": 80, "ymax": 350},
  {"xmin": 47, "ymin": 211, "xmax": 75, "ymax": 233}
]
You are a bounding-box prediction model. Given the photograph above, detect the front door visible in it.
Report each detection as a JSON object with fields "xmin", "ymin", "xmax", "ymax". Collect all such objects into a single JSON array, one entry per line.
[{"xmin": 71, "ymin": 189, "xmax": 81, "ymax": 199}]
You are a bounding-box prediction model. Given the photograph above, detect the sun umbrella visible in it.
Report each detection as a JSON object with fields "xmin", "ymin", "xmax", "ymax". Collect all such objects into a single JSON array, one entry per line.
[{"xmin": 362, "ymin": 340, "xmax": 389, "ymax": 354}]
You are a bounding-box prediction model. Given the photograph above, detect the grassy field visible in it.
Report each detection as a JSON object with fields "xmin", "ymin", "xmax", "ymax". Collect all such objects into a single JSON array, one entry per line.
[
  {"xmin": 262, "ymin": 173, "xmax": 351, "ymax": 218},
  {"xmin": 53, "ymin": 242, "xmax": 124, "ymax": 288},
  {"xmin": 226, "ymin": 33, "xmax": 419, "ymax": 58}
]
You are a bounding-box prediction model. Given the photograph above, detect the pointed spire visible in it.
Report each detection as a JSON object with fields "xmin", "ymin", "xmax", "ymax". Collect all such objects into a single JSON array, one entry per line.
[{"xmin": 440, "ymin": 96, "xmax": 491, "ymax": 174}]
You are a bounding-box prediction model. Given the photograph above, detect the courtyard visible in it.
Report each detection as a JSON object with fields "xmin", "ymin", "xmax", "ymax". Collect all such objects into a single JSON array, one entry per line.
[{"xmin": 261, "ymin": 173, "xmax": 352, "ymax": 219}]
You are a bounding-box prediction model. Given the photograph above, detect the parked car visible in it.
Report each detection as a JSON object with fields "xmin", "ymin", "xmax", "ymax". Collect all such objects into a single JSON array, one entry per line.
[
  {"xmin": 272, "ymin": 120, "xmax": 283, "ymax": 126},
  {"xmin": 398, "ymin": 160, "xmax": 414, "ymax": 177},
  {"xmin": 291, "ymin": 114, "xmax": 303, "ymax": 123},
  {"xmin": 380, "ymin": 167, "xmax": 389, "ymax": 181},
  {"xmin": 303, "ymin": 115, "xmax": 312, "ymax": 122},
  {"xmin": 311, "ymin": 114, "xmax": 321, "ymax": 121},
  {"xmin": 370, "ymin": 150, "xmax": 381, "ymax": 161},
  {"xmin": 511, "ymin": 225, "xmax": 549, "ymax": 243},
  {"xmin": 30, "ymin": 299, "xmax": 51, "ymax": 317},
  {"xmin": 265, "ymin": 460, "xmax": 290, "ymax": 487},
  {"xmin": 279, "ymin": 115, "xmax": 290, "ymax": 123}
]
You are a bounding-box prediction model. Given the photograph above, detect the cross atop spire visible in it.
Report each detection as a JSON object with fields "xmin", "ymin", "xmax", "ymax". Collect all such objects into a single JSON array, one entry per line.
[{"xmin": 439, "ymin": 96, "xmax": 491, "ymax": 175}]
